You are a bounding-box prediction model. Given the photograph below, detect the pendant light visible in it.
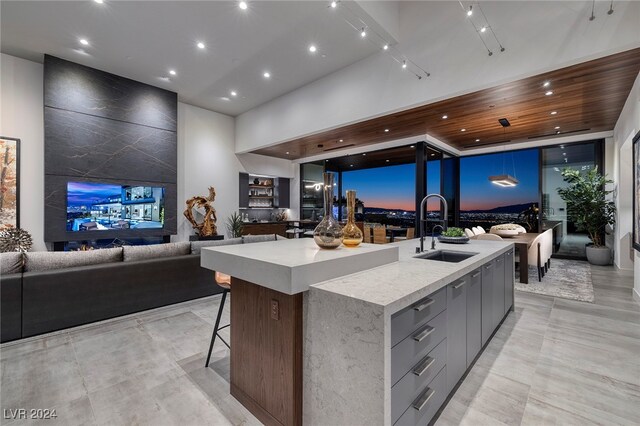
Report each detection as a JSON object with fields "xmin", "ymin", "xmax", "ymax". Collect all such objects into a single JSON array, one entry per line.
[{"xmin": 488, "ymin": 122, "xmax": 519, "ymax": 187}]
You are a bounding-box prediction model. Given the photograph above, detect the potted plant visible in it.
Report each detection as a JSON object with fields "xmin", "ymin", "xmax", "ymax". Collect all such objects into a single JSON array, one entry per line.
[
  {"xmin": 557, "ymin": 167, "xmax": 616, "ymax": 265},
  {"xmin": 226, "ymin": 212, "xmax": 244, "ymax": 238}
]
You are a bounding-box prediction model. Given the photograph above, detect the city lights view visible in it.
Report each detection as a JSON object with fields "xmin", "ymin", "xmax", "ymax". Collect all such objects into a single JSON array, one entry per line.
[{"xmin": 339, "ymin": 148, "xmax": 539, "ymax": 230}]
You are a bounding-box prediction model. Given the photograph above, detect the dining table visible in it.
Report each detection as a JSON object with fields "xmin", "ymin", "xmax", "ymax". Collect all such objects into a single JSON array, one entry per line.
[{"xmin": 508, "ymin": 232, "xmax": 541, "ymax": 284}]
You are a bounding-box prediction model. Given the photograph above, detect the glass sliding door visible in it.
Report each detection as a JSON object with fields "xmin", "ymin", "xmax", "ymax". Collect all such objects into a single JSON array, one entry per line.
[{"xmin": 541, "ymin": 141, "xmax": 602, "ymax": 259}]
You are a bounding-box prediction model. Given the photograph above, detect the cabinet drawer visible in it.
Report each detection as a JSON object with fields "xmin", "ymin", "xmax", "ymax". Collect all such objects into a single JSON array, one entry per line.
[
  {"xmin": 391, "ymin": 288, "xmax": 446, "ymax": 348},
  {"xmin": 391, "ymin": 310, "xmax": 447, "ymax": 385},
  {"xmin": 393, "ymin": 366, "xmax": 447, "ymax": 426},
  {"xmin": 391, "ymin": 338, "xmax": 446, "ymax": 424}
]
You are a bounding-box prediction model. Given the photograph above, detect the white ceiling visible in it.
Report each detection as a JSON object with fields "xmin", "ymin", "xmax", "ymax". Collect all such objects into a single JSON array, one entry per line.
[{"xmin": 0, "ymin": 1, "xmax": 385, "ymax": 116}]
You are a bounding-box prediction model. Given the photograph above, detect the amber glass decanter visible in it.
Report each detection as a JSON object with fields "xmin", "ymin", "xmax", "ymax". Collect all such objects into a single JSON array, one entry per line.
[
  {"xmin": 313, "ymin": 173, "xmax": 343, "ymax": 249},
  {"xmin": 342, "ymin": 190, "xmax": 363, "ymax": 247}
]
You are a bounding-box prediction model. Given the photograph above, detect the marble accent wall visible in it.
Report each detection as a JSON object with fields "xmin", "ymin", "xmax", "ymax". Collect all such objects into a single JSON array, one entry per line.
[{"xmin": 43, "ymin": 55, "xmax": 178, "ymax": 243}]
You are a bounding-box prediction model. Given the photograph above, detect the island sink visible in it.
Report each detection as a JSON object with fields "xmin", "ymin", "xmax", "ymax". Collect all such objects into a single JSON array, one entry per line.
[{"xmin": 414, "ymin": 250, "xmax": 478, "ymax": 263}]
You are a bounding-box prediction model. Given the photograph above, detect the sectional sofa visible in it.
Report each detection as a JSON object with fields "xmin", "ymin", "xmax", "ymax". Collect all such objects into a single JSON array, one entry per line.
[{"xmin": 0, "ymin": 234, "xmax": 281, "ymax": 343}]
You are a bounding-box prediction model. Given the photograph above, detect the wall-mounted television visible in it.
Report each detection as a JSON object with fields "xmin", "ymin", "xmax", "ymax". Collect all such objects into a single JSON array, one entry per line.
[{"xmin": 66, "ymin": 181, "xmax": 165, "ymax": 232}]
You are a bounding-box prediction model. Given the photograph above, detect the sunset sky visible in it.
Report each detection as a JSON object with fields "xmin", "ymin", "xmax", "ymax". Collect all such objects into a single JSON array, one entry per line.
[
  {"xmin": 338, "ymin": 148, "xmax": 539, "ymax": 213},
  {"xmin": 459, "ymin": 149, "xmax": 539, "ymax": 211}
]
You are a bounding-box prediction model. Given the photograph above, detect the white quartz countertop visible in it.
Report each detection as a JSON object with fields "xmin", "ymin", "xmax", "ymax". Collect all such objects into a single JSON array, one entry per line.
[
  {"xmin": 200, "ymin": 238, "xmax": 399, "ymax": 295},
  {"xmin": 310, "ymin": 239, "xmax": 514, "ymax": 315}
]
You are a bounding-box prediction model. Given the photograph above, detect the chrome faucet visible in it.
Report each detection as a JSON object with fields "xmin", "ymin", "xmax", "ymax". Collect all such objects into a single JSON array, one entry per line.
[
  {"xmin": 431, "ymin": 224, "xmax": 444, "ymax": 250},
  {"xmin": 418, "ymin": 194, "xmax": 448, "ymax": 252}
]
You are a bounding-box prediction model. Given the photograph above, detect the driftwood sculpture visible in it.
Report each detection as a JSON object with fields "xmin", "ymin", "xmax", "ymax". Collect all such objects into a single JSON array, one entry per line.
[{"xmin": 184, "ymin": 187, "xmax": 218, "ymax": 236}]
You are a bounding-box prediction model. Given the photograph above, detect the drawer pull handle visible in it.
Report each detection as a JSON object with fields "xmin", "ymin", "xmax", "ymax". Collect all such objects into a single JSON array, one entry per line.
[
  {"xmin": 413, "ymin": 298, "xmax": 435, "ymax": 312},
  {"xmin": 485, "ymin": 264, "xmax": 493, "ymax": 269},
  {"xmin": 412, "ymin": 325, "xmax": 434, "ymax": 342},
  {"xmin": 412, "ymin": 387, "xmax": 435, "ymax": 411},
  {"xmin": 412, "ymin": 356, "xmax": 435, "ymax": 377},
  {"xmin": 453, "ymin": 280, "xmax": 466, "ymax": 289},
  {"xmin": 471, "ymin": 272, "xmax": 480, "ymax": 278}
]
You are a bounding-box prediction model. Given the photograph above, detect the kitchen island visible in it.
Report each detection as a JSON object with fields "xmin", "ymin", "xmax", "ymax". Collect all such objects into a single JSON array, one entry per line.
[{"xmin": 201, "ymin": 238, "xmax": 514, "ymax": 426}]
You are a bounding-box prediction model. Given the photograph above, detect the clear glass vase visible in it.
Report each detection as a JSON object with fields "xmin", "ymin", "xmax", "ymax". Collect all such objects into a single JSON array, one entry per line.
[
  {"xmin": 313, "ymin": 173, "xmax": 343, "ymax": 249},
  {"xmin": 342, "ymin": 190, "xmax": 363, "ymax": 247}
]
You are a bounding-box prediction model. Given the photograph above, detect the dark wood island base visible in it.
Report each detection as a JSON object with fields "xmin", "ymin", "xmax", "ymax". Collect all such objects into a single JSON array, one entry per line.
[{"xmin": 230, "ymin": 278, "xmax": 303, "ymax": 426}]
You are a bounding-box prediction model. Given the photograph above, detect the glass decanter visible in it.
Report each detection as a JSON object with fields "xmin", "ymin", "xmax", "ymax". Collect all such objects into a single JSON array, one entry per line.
[
  {"xmin": 342, "ymin": 190, "xmax": 363, "ymax": 247},
  {"xmin": 313, "ymin": 173, "xmax": 343, "ymax": 249}
]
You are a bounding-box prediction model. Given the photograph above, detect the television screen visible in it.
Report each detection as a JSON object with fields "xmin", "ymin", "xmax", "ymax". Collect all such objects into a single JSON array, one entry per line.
[{"xmin": 67, "ymin": 181, "xmax": 165, "ymax": 232}]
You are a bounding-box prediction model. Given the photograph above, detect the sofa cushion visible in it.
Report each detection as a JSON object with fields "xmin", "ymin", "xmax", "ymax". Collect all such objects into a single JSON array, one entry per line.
[
  {"xmin": 24, "ymin": 248, "xmax": 123, "ymax": 273},
  {"xmin": 122, "ymin": 242, "xmax": 190, "ymax": 262},
  {"xmin": 191, "ymin": 237, "xmax": 243, "ymax": 255},
  {"xmin": 242, "ymin": 234, "xmax": 277, "ymax": 244},
  {"xmin": 1, "ymin": 252, "xmax": 24, "ymax": 275}
]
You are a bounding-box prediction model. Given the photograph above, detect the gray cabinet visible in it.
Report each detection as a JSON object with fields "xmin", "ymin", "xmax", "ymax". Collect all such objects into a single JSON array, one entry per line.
[
  {"xmin": 466, "ymin": 268, "xmax": 482, "ymax": 368},
  {"xmin": 446, "ymin": 276, "xmax": 467, "ymax": 393},
  {"xmin": 481, "ymin": 260, "xmax": 494, "ymax": 346},
  {"xmin": 493, "ymin": 255, "xmax": 506, "ymax": 329},
  {"xmin": 239, "ymin": 173, "xmax": 249, "ymax": 208},
  {"xmin": 504, "ymin": 249, "xmax": 514, "ymax": 314}
]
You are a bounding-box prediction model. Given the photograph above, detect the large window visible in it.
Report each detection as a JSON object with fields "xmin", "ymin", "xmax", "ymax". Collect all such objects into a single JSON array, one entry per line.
[
  {"xmin": 459, "ymin": 148, "xmax": 540, "ymax": 231},
  {"xmin": 341, "ymin": 163, "xmax": 416, "ymax": 226}
]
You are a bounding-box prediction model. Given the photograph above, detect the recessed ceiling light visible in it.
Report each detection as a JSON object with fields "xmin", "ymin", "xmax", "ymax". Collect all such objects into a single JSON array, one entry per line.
[
  {"xmin": 410, "ymin": 145, "xmax": 415, "ymax": 148},
  {"xmin": 197, "ymin": 41, "xmax": 205, "ymax": 49},
  {"xmin": 309, "ymin": 45, "xmax": 317, "ymax": 53},
  {"xmin": 545, "ymin": 90, "xmax": 554, "ymax": 96},
  {"xmin": 442, "ymin": 115, "xmax": 448, "ymax": 119},
  {"xmin": 430, "ymin": 153, "xmax": 435, "ymax": 157},
  {"xmin": 339, "ymin": 139, "xmax": 343, "ymax": 142},
  {"xmin": 550, "ymin": 111, "xmax": 558, "ymax": 115},
  {"xmin": 384, "ymin": 128, "xmax": 389, "ymax": 132},
  {"xmin": 386, "ymin": 159, "xmax": 390, "ymax": 162},
  {"xmin": 94, "ymin": 0, "xmax": 104, "ymax": 3},
  {"xmin": 556, "ymin": 131, "xmax": 561, "ymax": 134},
  {"xmin": 230, "ymin": 91, "xmax": 237, "ymax": 97},
  {"xmin": 239, "ymin": 1, "xmax": 248, "ymax": 10},
  {"xmin": 543, "ymin": 81, "xmax": 550, "ymax": 87},
  {"xmin": 383, "ymin": 44, "xmax": 389, "ymax": 50},
  {"xmin": 220, "ymin": 97, "xmax": 230, "ymax": 101},
  {"xmin": 475, "ymin": 139, "xmax": 480, "ymax": 142},
  {"xmin": 263, "ymin": 71, "xmax": 271, "ymax": 78},
  {"xmin": 480, "ymin": 26, "xmax": 487, "ymax": 33},
  {"xmin": 286, "ymin": 151, "xmax": 290, "ymax": 154},
  {"xmin": 554, "ymin": 126, "xmax": 560, "ymax": 129},
  {"xmin": 79, "ymin": 38, "xmax": 89, "ymax": 46},
  {"xmin": 350, "ymin": 164, "xmax": 354, "ymax": 167},
  {"xmin": 362, "ymin": 153, "xmax": 366, "ymax": 156},
  {"xmin": 461, "ymin": 128, "xmax": 466, "ymax": 132},
  {"xmin": 169, "ymin": 70, "xmax": 176, "ymax": 76},
  {"xmin": 330, "ymin": 1, "xmax": 337, "ymax": 8},
  {"xmin": 326, "ymin": 159, "xmax": 329, "ymax": 162},
  {"xmin": 560, "ymin": 145, "xmax": 565, "ymax": 149},
  {"xmin": 361, "ymin": 28, "xmax": 366, "ymax": 38},
  {"xmin": 563, "ymin": 152, "xmax": 566, "ymax": 156}
]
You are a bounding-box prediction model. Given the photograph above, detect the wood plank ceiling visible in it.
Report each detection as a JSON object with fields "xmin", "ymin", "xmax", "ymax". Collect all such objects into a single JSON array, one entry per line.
[{"xmin": 253, "ymin": 47, "xmax": 640, "ymax": 160}]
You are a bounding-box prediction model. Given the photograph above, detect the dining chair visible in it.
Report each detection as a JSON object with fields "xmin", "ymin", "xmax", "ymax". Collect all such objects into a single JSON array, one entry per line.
[
  {"xmin": 527, "ymin": 233, "xmax": 546, "ymax": 282},
  {"xmin": 373, "ymin": 227, "xmax": 389, "ymax": 244},
  {"xmin": 476, "ymin": 233, "xmax": 503, "ymax": 241},
  {"xmin": 464, "ymin": 228, "xmax": 475, "ymax": 238},
  {"xmin": 541, "ymin": 229, "xmax": 553, "ymax": 272},
  {"xmin": 394, "ymin": 227, "xmax": 415, "ymax": 241},
  {"xmin": 363, "ymin": 225, "xmax": 372, "ymax": 243}
]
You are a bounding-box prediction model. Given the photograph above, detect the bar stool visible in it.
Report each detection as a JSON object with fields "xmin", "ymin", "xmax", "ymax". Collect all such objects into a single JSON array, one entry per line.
[{"xmin": 205, "ymin": 271, "xmax": 231, "ymax": 368}]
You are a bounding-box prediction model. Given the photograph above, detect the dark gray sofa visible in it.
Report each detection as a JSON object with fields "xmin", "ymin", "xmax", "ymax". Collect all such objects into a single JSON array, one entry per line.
[{"xmin": 1, "ymin": 235, "xmax": 282, "ymax": 342}]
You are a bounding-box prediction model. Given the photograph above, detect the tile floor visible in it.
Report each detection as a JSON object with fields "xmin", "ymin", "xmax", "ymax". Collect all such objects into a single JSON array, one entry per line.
[{"xmin": 0, "ymin": 264, "xmax": 638, "ymax": 425}]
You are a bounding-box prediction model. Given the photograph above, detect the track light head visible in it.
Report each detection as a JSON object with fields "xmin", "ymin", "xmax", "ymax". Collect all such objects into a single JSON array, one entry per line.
[
  {"xmin": 467, "ymin": 5, "xmax": 473, "ymax": 16},
  {"xmin": 360, "ymin": 28, "xmax": 366, "ymax": 38},
  {"xmin": 488, "ymin": 51, "xmax": 493, "ymax": 56},
  {"xmin": 402, "ymin": 61, "xmax": 407, "ymax": 69},
  {"xmin": 330, "ymin": 1, "xmax": 337, "ymax": 8}
]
